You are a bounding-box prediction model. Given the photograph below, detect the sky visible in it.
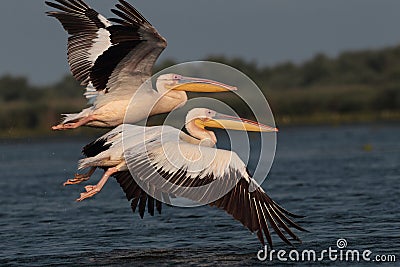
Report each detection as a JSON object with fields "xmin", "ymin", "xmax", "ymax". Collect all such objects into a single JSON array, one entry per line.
[{"xmin": 1, "ymin": 0, "xmax": 400, "ymax": 85}]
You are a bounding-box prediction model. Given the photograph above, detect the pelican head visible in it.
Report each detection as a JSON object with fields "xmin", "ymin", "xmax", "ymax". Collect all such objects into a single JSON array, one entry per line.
[
  {"xmin": 156, "ymin": 74, "xmax": 237, "ymax": 93},
  {"xmin": 185, "ymin": 108, "xmax": 278, "ymax": 145}
]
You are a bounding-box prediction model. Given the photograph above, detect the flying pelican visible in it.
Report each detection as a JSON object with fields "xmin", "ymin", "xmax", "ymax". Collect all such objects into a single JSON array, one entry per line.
[
  {"xmin": 46, "ymin": 0, "xmax": 236, "ymax": 130},
  {"xmin": 68, "ymin": 108, "xmax": 306, "ymax": 247}
]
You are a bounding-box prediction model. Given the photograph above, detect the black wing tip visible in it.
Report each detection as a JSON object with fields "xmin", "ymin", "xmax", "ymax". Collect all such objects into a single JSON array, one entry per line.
[
  {"xmin": 45, "ymin": 0, "xmax": 88, "ymax": 11},
  {"xmin": 261, "ymin": 195, "xmax": 306, "ymax": 246},
  {"xmin": 114, "ymin": 171, "xmax": 164, "ymax": 219},
  {"xmin": 147, "ymin": 197, "xmax": 155, "ymax": 216},
  {"xmin": 212, "ymin": 177, "xmax": 306, "ymax": 248},
  {"xmin": 45, "ymin": 11, "xmax": 56, "ymax": 16},
  {"xmin": 45, "ymin": 0, "xmax": 57, "ymax": 7},
  {"xmin": 156, "ymin": 200, "xmax": 162, "ymax": 215},
  {"xmin": 112, "ymin": 0, "xmax": 151, "ymax": 26},
  {"xmin": 134, "ymin": 196, "xmax": 162, "ymax": 218},
  {"xmin": 108, "ymin": 17, "xmax": 129, "ymax": 26},
  {"xmin": 279, "ymin": 208, "xmax": 306, "ymax": 219},
  {"xmin": 256, "ymin": 230, "xmax": 303, "ymax": 248},
  {"xmin": 139, "ymin": 210, "xmax": 145, "ymax": 219},
  {"xmin": 130, "ymin": 197, "xmax": 140, "ymax": 212}
]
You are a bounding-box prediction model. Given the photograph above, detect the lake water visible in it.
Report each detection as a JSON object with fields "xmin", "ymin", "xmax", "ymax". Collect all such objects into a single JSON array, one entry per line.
[{"xmin": 1, "ymin": 124, "xmax": 399, "ymax": 266}]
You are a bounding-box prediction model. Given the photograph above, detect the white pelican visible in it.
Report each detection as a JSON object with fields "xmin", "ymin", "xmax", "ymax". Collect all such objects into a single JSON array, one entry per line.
[
  {"xmin": 67, "ymin": 108, "xmax": 306, "ymax": 246},
  {"xmin": 46, "ymin": 0, "xmax": 236, "ymax": 130}
]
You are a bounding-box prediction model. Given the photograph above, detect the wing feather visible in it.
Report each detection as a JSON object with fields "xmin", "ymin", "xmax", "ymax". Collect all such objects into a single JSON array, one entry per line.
[
  {"xmin": 114, "ymin": 171, "xmax": 163, "ymax": 218},
  {"xmin": 210, "ymin": 178, "xmax": 305, "ymax": 247},
  {"xmin": 47, "ymin": 0, "xmax": 167, "ymax": 98},
  {"xmin": 80, "ymin": 124, "xmax": 306, "ymax": 246},
  {"xmin": 120, "ymin": 127, "xmax": 306, "ymax": 247},
  {"xmin": 104, "ymin": 0, "xmax": 167, "ymax": 93},
  {"xmin": 46, "ymin": 0, "xmax": 111, "ymax": 86}
]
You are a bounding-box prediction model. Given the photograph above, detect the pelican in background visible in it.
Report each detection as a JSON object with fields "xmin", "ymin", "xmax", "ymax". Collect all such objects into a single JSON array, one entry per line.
[
  {"xmin": 46, "ymin": 0, "xmax": 236, "ymax": 130},
  {"xmin": 67, "ymin": 108, "xmax": 306, "ymax": 247}
]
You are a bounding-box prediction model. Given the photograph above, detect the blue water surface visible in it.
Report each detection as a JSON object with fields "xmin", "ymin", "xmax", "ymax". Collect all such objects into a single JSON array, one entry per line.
[{"xmin": 0, "ymin": 124, "xmax": 399, "ymax": 266}]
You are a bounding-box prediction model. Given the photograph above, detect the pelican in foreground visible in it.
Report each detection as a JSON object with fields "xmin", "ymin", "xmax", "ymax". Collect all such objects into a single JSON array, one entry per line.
[
  {"xmin": 46, "ymin": 0, "xmax": 236, "ymax": 130},
  {"xmin": 67, "ymin": 108, "xmax": 306, "ymax": 247}
]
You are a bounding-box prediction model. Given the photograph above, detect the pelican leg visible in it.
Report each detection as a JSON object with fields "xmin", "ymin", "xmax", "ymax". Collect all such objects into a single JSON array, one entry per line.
[
  {"xmin": 63, "ymin": 167, "xmax": 96, "ymax": 186},
  {"xmin": 76, "ymin": 163, "xmax": 123, "ymax": 202},
  {"xmin": 52, "ymin": 115, "xmax": 96, "ymax": 130}
]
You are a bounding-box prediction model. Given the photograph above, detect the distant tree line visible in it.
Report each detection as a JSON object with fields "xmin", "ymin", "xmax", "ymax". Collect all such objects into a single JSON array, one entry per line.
[{"xmin": 1, "ymin": 45, "xmax": 399, "ymax": 137}]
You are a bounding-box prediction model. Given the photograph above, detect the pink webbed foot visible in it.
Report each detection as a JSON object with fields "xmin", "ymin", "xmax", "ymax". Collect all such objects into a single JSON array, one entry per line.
[
  {"xmin": 74, "ymin": 166, "xmax": 119, "ymax": 202},
  {"xmin": 63, "ymin": 176, "xmax": 90, "ymax": 186},
  {"xmin": 76, "ymin": 185, "xmax": 100, "ymax": 202},
  {"xmin": 52, "ymin": 116, "xmax": 96, "ymax": 131},
  {"xmin": 52, "ymin": 123, "xmax": 79, "ymax": 131},
  {"xmin": 84, "ymin": 185, "xmax": 96, "ymax": 192},
  {"xmin": 63, "ymin": 168, "xmax": 96, "ymax": 186}
]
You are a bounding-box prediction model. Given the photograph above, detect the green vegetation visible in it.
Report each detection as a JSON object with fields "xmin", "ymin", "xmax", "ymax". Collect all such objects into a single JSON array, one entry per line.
[{"xmin": 1, "ymin": 45, "xmax": 400, "ymax": 138}]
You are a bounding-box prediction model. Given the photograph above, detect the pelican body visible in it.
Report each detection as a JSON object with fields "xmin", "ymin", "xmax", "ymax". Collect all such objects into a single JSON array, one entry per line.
[
  {"xmin": 65, "ymin": 108, "xmax": 306, "ymax": 247},
  {"xmin": 46, "ymin": 0, "xmax": 236, "ymax": 130}
]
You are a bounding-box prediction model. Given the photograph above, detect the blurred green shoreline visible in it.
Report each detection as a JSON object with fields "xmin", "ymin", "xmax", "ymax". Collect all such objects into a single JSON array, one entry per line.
[
  {"xmin": 2, "ymin": 113, "xmax": 399, "ymax": 140},
  {"xmin": 1, "ymin": 45, "xmax": 399, "ymax": 139}
]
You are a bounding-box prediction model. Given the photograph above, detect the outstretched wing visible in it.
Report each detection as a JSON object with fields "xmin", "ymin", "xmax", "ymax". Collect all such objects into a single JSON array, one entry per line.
[
  {"xmin": 121, "ymin": 128, "xmax": 306, "ymax": 247},
  {"xmin": 46, "ymin": 0, "xmax": 112, "ymax": 86},
  {"xmin": 106, "ymin": 0, "xmax": 167, "ymax": 92},
  {"xmin": 46, "ymin": 0, "xmax": 167, "ymax": 98}
]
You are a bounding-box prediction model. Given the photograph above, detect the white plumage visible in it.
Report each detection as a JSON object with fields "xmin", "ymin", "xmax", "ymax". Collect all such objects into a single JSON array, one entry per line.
[
  {"xmin": 46, "ymin": 0, "xmax": 236, "ymax": 130},
  {"xmin": 65, "ymin": 108, "xmax": 305, "ymax": 247}
]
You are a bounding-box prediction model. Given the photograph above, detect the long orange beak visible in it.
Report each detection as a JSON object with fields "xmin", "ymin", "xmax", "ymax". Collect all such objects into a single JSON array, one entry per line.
[
  {"xmin": 196, "ymin": 113, "xmax": 278, "ymax": 132},
  {"xmin": 171, "ymin": 76, "xmax": 237, "ymax": 92}
]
